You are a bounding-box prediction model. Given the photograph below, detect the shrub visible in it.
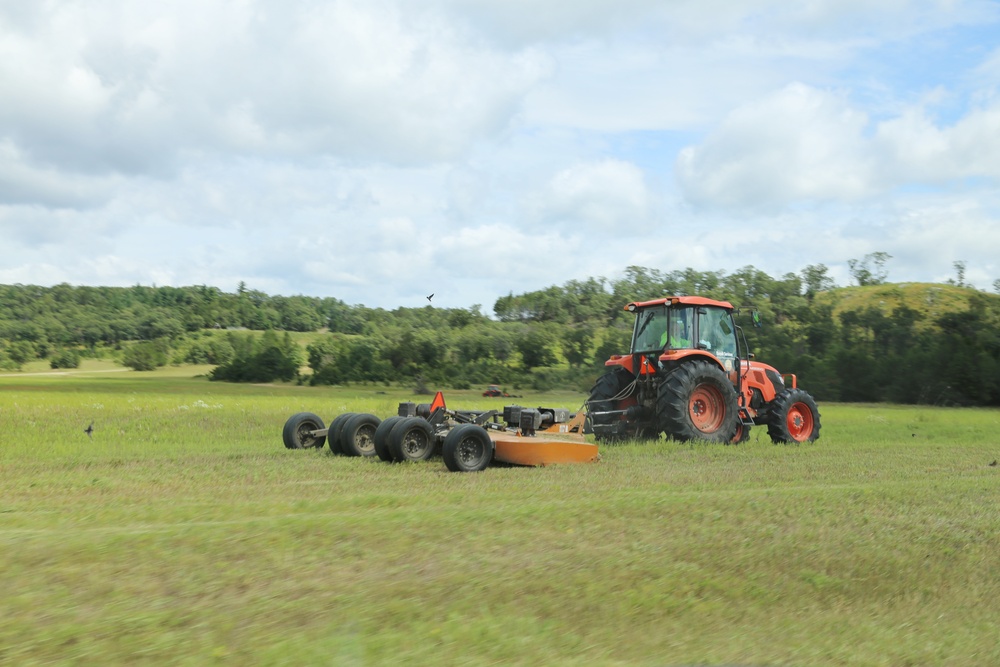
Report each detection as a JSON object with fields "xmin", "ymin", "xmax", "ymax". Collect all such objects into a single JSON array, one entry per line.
[
  {"xmin": 123, "ymin": 341, "xmax": 169, "ymax": 371},
  {"xmin": 49, "ymin": 349, "xmax": 81, "ymax": 369}
]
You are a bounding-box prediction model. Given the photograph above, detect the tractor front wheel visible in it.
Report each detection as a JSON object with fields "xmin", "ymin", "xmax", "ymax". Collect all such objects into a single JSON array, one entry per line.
[
  {"xmin": 657, "ymin": 361, "xmax": 739, "ymax": 443},
  {"xmin": 731, "ymin": 419, "xmax": 751, "ymax": 445},
  {"xmin": 442, "ymin": 424, "xmax": 494, "ymax": 472},
  {"xmin": 282, "ymin": 412, "xmax": 326, "ymax": 449},
  {"xmin": 766, "ymin": 389, "xmax": 821, "ymax": 443}
]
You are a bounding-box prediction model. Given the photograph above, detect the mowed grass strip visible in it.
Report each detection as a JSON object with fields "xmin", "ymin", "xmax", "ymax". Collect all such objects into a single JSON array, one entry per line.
[{"xmin": 1, "ymin": 373, "xmax": 999, "ymax": 665}]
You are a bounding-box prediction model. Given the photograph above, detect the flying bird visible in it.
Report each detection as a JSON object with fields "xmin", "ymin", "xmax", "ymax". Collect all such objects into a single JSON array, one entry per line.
[
  {"xmin": 84, "ymin": 422, "xmax": 94, "ymax": 438},
  {"xmin": 426, "ymin": 293, "xmax": 434, "ymax": 302}
]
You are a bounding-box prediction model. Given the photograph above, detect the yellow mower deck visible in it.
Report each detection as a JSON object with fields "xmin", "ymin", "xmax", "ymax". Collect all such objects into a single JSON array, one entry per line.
[{"xmin": 487, "ymin": 411, "xmax": 599, "ymax": 467}]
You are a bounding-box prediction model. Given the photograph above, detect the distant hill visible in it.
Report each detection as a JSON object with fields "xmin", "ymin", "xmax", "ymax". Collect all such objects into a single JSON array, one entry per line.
[{"xmin": 815, "ymin": 282, "xmax": 996, "ymax": 330}]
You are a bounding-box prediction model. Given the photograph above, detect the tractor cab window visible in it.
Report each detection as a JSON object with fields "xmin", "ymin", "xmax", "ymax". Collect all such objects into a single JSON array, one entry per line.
[
  {"xmin": 631, "ymin": 306, "xmax": 668, "ymax": 353},
  {"xmin": 697, "ymin": 307, "xmax": 738, "ymax": 363}
]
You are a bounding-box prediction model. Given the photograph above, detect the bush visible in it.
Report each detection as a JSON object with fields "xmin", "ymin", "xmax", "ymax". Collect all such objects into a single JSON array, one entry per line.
[
  {"xmin": 209, "ymin": 332, "xmax": 301, "ymax": 383},
  {"xmin": 49, "ymin": 349, "xmax": 81, "ymax": 369},
  {"xmin": 123, "ymin": 341, "xmax": 169, "ymax": 371}
]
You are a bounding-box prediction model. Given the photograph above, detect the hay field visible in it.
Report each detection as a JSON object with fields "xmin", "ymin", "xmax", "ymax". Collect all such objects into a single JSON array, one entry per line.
[{"xmin": 2, "ymin": 368, "xmax": 999, "ymax": 666}]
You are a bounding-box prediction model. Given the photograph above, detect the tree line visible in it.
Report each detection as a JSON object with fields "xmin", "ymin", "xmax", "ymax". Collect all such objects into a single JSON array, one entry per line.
[{"xmin": 0, "ymin": 258, "xmax": 998, "ymax": 406}]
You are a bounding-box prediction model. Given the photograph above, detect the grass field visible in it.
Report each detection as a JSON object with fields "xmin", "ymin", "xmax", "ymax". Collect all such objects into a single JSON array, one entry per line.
[{"xmin": 2, "ymin": 365, "xmax": 999, "ymax": 666}]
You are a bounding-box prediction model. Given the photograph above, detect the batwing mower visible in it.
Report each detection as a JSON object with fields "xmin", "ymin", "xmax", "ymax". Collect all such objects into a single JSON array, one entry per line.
[{"xmin": 282, "ymin": 392, "xmax": 598, "ymax": 472}]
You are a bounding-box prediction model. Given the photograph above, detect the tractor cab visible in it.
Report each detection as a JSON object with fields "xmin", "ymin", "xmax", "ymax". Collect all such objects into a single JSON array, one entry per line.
[{"xmin": 621, "ymin": 296, "xmax": 740, "ymax": 375}]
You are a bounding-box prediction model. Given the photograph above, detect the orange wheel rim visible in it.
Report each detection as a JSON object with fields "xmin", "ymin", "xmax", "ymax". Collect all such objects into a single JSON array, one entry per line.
[
  {"xmin": 688, "ymin": 385, "xmax": 726, "ymax": 433},
  {"xmin": 786, "ymin": 402, "xmax": 814, "ymax": 441}
]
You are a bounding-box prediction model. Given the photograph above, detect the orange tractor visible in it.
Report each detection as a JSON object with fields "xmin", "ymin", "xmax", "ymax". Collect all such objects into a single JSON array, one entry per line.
[{"xmin": 586, "ymin": 296, "xmax": 820, "ymax": 444}]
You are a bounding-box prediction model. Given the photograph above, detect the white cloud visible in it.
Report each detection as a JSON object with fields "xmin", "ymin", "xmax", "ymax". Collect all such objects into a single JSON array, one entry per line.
[
  {"xmin": 677, "ymin": 83, "xmax": 1000, "ymax": 210},
  {"xmin": 535, "ymin": 159, "xmax": 653, "ymax": 230},
  {"xmin": 0, "ymin": 0, "xmax": 552, "ymax": 186},
  {"xmin": 0, "ymin": 140, "xmax": 121, "ymax": 208},
  {"xmin": 875, "ymin": 105, "xmax": 1000, "ymax": 181},
  {"xmin": 676, "ymin": 83, "xmax": 875, "ymax": 209}
]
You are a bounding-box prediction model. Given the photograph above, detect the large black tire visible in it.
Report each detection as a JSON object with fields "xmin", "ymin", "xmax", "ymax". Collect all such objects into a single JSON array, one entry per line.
[
  {"xmin": 388, "ymin": 417, "xmax": 436, "ymax": 462},
  {"xmin": 657, "ymin": 361, "xmax": 739, "ymax": 443},
  {"xmin": 373, "ymin": 416, "xmax": 404, "ymax": 462},
  {"xmin": 731, "ymin": 420, "xmax": 751, "ymax": 445},
  {"xmin": 442, "ymin": 424, "xmax": 494, "ymax": 472},
  {"xmin": 326, "ymin": 412, "xmax": 356, "ymax": 455},
  {"xmin": 340, "ymin": 413, "xmax": 381, "ymax": 457},
  {"xmin": 282, "ymin": 412, "xmax": 326, "ymax": 449},
  {"xmin": 766, "ymin": 389, "xmax": 821, "ymax": 444},
  {"xmin": 586, "ymin": 369, "xmax": 653, "ymax": 442}
]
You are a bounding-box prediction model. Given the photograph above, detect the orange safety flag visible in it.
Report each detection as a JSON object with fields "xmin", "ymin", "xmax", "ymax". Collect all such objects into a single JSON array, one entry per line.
[{"xmin": 429, "ymin": 391, "xmax": 446, "ymax": 414}]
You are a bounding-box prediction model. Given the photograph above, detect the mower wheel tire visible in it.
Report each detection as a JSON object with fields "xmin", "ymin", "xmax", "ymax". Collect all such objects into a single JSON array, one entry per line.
[
  {"xmin": 442, "ymin": 424, "xmax": 494, "ymax": 472},
  {"xmin": 326, "ymin": 413, "xmax": 356, "ymax": 455},
  {"xmin": 388, "ymin": 417, "xmax": 436, "ymax": 462},
  {"xmin": 282, "ymin": 412, "xmax": 326, "ymax": 450},
  {"xmin": 373, "ymin": 416, "xmax": 404, "ymax": 462},
  {"xmin": 766, "ymin": 389, "xmax": 821, "ymax": 444},
  {"xmin": 340, "ymin": 413, "xmax": 381, "ymax": 457},
  {"xmin": 657, "ymin": 360, "xmax": 739, "ymax": 443}
]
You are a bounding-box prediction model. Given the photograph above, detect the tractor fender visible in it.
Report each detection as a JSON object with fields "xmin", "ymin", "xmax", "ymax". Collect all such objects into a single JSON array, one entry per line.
[{"xmin": 657, "ymin": 349, "xmax": 729, "ymax": 374}]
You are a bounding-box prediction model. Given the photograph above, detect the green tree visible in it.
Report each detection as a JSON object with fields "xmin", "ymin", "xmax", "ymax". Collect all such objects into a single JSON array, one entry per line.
[
  {"xmin": 801, "ymin": 264, "xmax": 835, "ymax": 299},
  {"xmin": 49, "ymin": 348, "xmax": 81, "ymax": 369},
  {"xmin": 516, "ymin": 326, "xmax": 558, "ymax": 370},
  {"xmin": 848, "ymin": 252, "xmax": 892, "ymax": 286},
  {"xmin": 122, "ymin": 340, "xmax": 168, "ymax": 371}
]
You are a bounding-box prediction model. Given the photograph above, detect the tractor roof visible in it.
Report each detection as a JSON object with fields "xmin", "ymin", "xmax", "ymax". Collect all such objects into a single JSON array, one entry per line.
[{"xmin": 624, "ymin": 296, "xmax": 734, "ymax": 311}]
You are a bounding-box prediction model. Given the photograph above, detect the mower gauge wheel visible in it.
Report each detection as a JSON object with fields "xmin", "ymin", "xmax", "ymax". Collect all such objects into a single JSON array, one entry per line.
[
  {"xmin": 326, "ymin": 413, "xmax": 357, "ymax": 455},
  {"xmin": 340, "ymin": 413, "xmax": 381, "ymax": 457},
  {"xmin": 282, "ymin": 412, "xmax": 326, "ymax": 449},
  {"xmin": 373, "ymin": 416, "xmax": 404, "ymax": 462},
  {"xmin": 442, "ymin": 424, "xmax": 494, "ymax": 472},
  {"xmin": 388, "ymin": 417, "xmax": 436, "ymax": 462}
]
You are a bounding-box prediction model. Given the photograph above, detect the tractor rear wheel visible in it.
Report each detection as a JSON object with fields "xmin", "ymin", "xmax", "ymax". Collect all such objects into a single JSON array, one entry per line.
[
  {"xmin": 766, "ymin": 389, "xmax": 821, "ymax": 443},
  {"xmin": 282, "ymin": 412, "xmax": 326, "ymax": 449},
  {"xmin": 442, "ymin": 424, "xmax": 494, "ymax": 472},
  {"xmin": 657, "ymin": 361, "xmax": 739, "ymax": 443},
  {"xmin": 388, "ymin": 417, "xmax": 436, "ymax": 462},
  {"xmin": 326, "ymin": 413, "xmax": 356, "ymax": 455},
  {"xmin": 587, "ymin": 369, "xmax": 652, "ymax": 442},
  {"xmin": 340, "ymin": 413, "xmax": 381, "ymax": 456},
  {"xmin": 373, "ymin": 416, "xmax": 403, "ymax": 462}
]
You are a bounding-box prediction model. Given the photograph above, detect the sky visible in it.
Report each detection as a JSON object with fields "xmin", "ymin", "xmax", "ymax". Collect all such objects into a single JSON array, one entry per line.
[{"xmin": 1, "ymin": 0, "xmax": 999, "ymax": 311}]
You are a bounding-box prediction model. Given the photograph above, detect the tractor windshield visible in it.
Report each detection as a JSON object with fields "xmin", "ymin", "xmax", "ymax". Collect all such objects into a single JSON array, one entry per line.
[
  {"xmin": 632, "ymin": 305, "xmax": 697, "ymax": 352},
  {"xmin": 697, "ymin": 306, "xmax": 738, "ymax": 367},
  {"xmin": 631, "ymin": 304, "xmax": 737, "ymax": 360},
  {"xmin": 631, "ymin": 306, "xmax": 668, "ymax": 353}
]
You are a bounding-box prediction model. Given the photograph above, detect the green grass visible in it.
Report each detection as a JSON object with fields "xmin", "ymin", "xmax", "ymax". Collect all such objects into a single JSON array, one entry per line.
[{"xmin": 2, "ymin": 370, "xmax": 999, "ymax": 665}]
